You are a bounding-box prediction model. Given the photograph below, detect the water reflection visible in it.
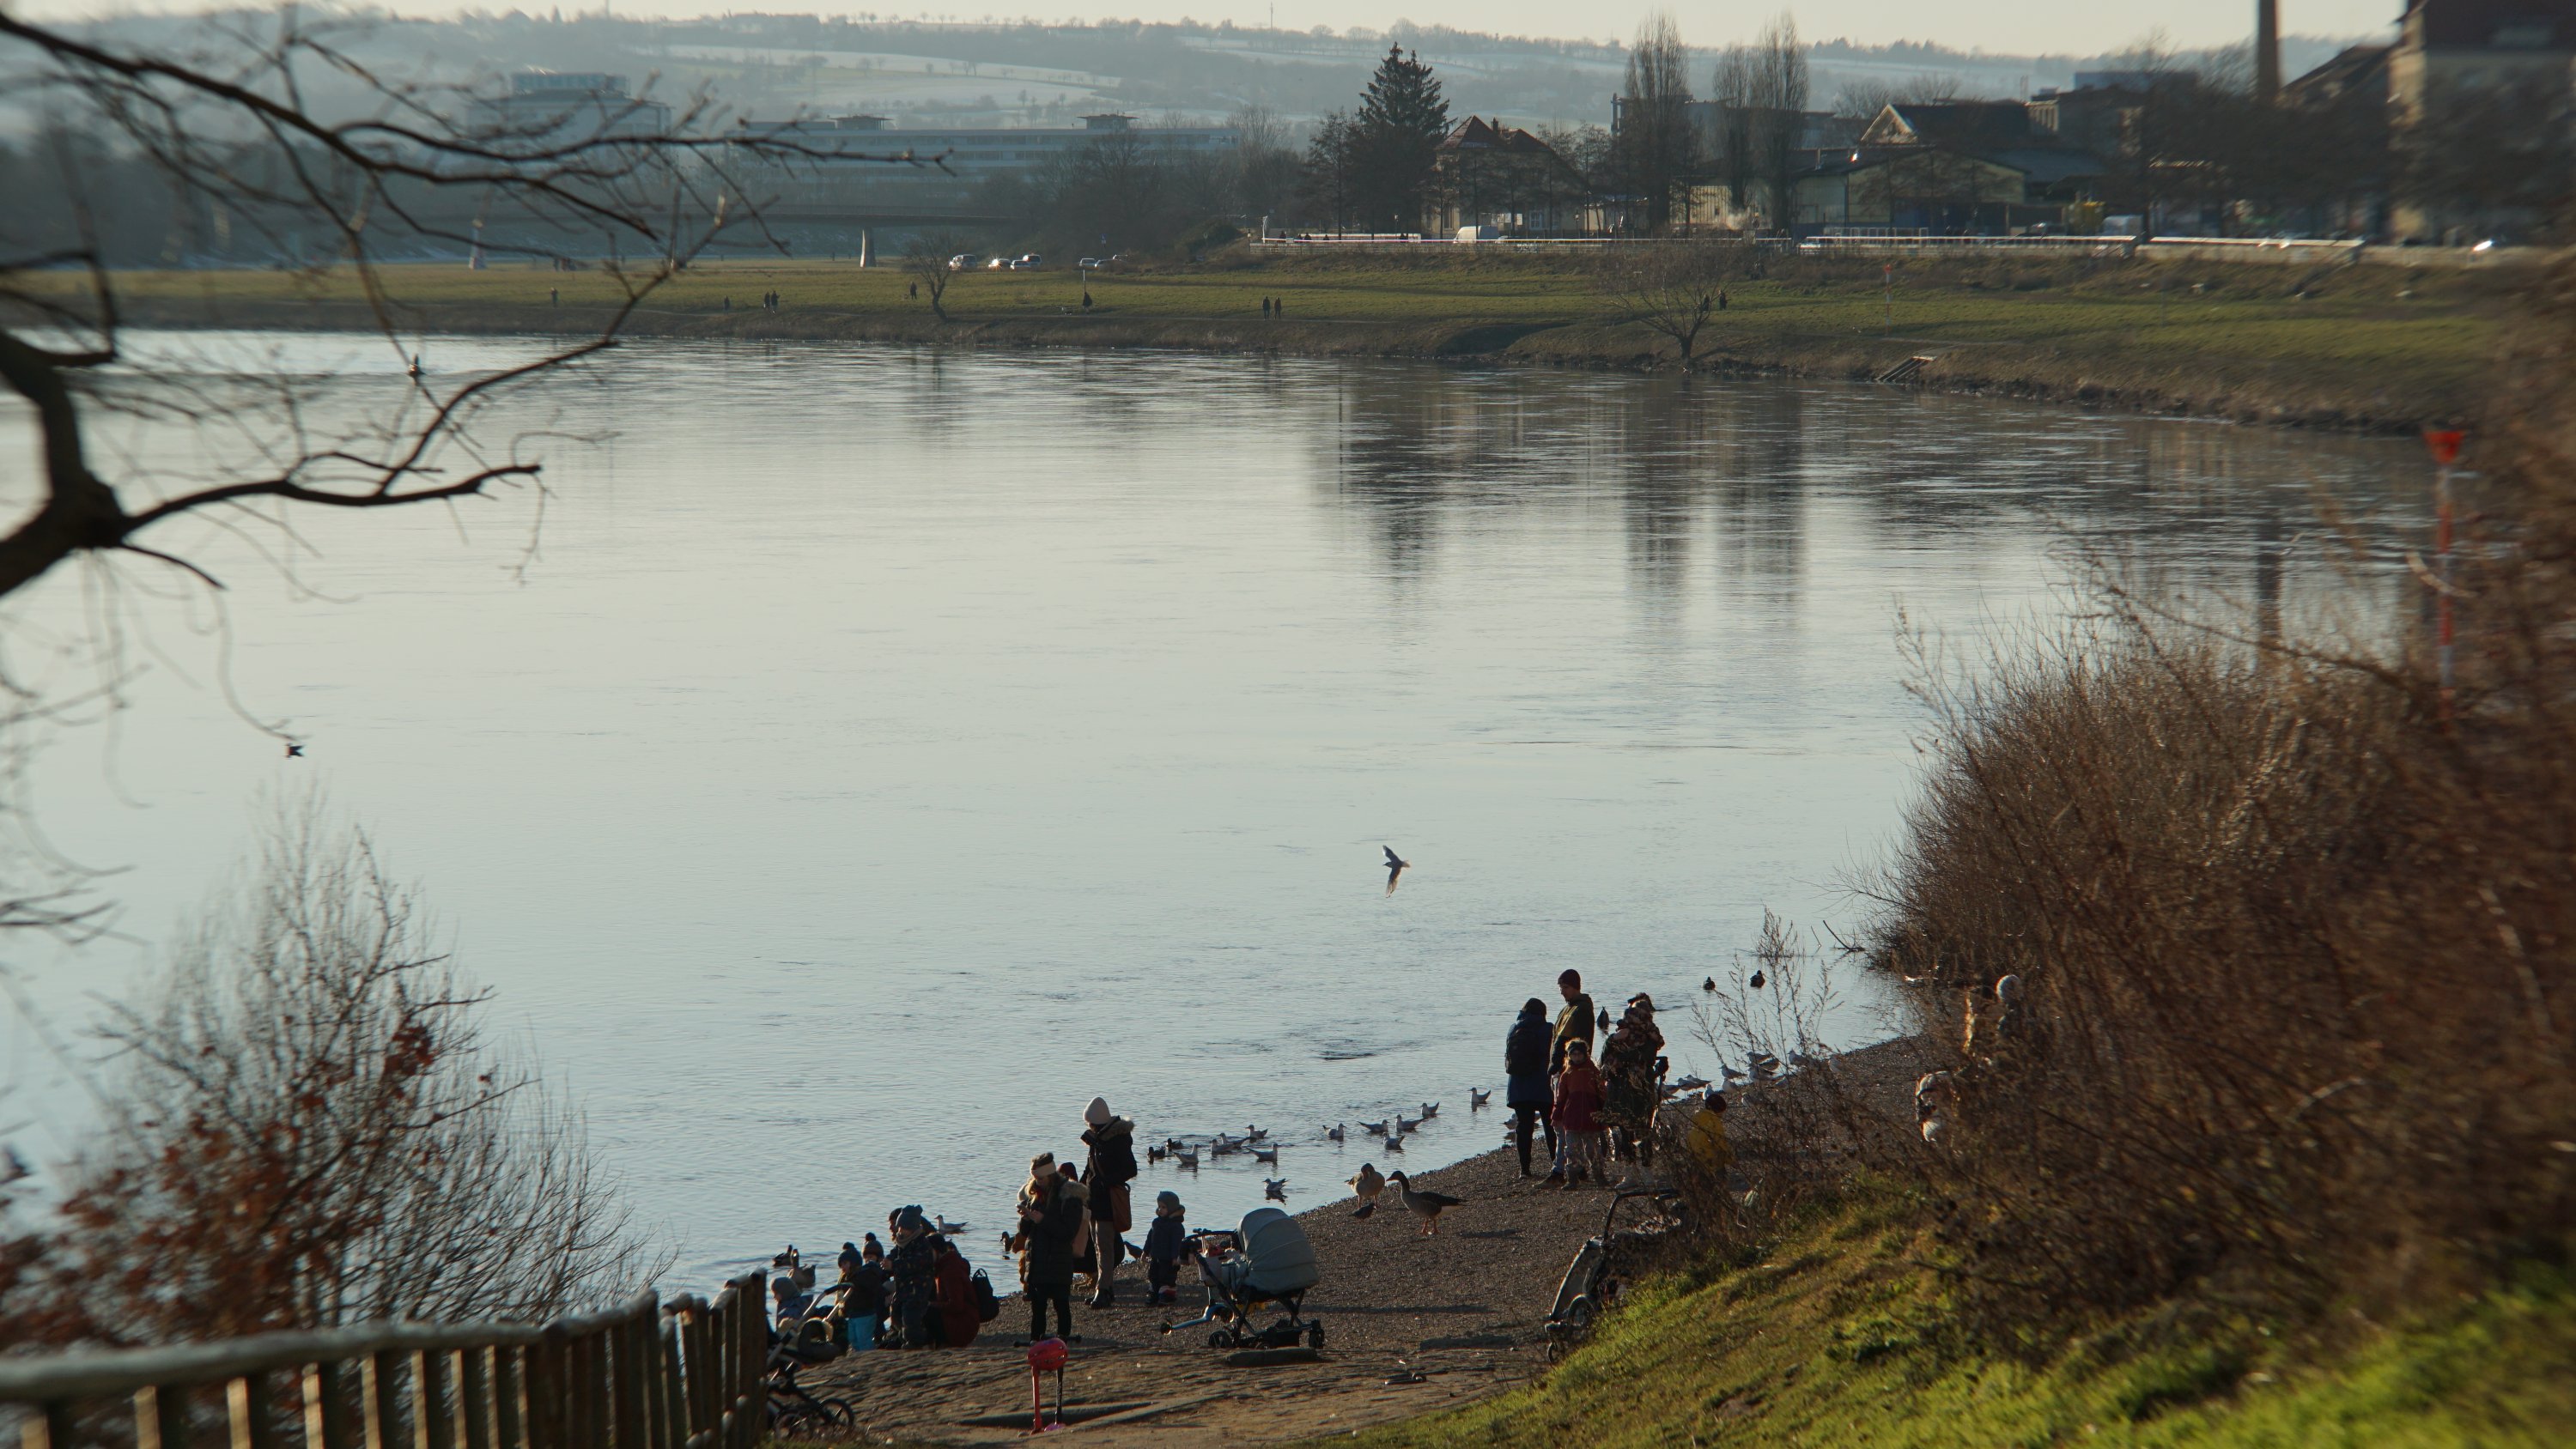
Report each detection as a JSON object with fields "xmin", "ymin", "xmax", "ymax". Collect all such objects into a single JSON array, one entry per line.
[{"xmin": 1, "ymin": 336, "xmax": 2426, "ymax": 1287}]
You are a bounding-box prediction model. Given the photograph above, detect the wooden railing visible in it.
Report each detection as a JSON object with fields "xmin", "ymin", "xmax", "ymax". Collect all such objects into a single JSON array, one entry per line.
[{"xmin": 0, "ymin": 1275, "xmax": 768, "ymax": 1449}]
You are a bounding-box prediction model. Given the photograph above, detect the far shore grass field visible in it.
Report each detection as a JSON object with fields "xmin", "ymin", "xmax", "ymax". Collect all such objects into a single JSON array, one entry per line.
[{"xmin": 46, "ymin": 245, "xmax": 2530, "ymax": 428}]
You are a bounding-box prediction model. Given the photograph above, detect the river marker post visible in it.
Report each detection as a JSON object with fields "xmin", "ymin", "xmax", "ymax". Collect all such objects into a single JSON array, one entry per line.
[{"xmin": 2424, "ymin": 427, "xmax": 2467, "ymax": 720}]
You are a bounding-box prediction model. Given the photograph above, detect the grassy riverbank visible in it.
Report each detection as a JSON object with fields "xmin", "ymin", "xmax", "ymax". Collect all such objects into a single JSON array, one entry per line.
[
  {"xmin": 1344, "ymin": 1186, "xmax": 2576, "ymax": 1449},
  {"xmin": 60, "ymin": 246, "xmax": 2526, "ymax": 429}
]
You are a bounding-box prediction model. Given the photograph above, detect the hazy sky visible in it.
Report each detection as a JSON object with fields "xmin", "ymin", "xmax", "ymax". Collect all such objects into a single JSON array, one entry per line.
[{"xmin": 42, "ymin": 1, "xmax": 2403, "ymax": 56}]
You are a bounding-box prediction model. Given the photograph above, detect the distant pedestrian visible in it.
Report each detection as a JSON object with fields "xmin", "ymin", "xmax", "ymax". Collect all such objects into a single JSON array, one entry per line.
[
  {"xmin": 722, "ymin": 296, "xmax": 731, "ymax": 312},
  {"xmin": 1505, "ymin": 997, "xmax": 1555, "ymax": 1176},
  {"xmin": 1273, "ymin": 295, "xmax": 1285, "ymax": 318},
  {"xmin": 1717, "ymin": 290, "xmax": 1729, "ymax": 311},
  {"xmin": 1552, "ymin": 1040, "xmax": 1609, "ymax": 1188},
  {"xmin": 1082, "ymin": 289, "xmax": 1093, "ymax": 309},
  {"xmin": 549, "ymin": 287, "xmax": 559, "ymax": 306},
  {"xmin": 1015, "ymin": 1151, "xmax": 1084, "ymax": 1343},
  {"xmin": 1080, "ymin": 1098, "xmax": 1138, "ymax": 1307},
  {"xmin": 908, "ymin": 281, "xmax": 919, "ymax": 299},
  {"xmin": 1261, "ymin": 295, "xmax": 1272, "ymax": 316}
]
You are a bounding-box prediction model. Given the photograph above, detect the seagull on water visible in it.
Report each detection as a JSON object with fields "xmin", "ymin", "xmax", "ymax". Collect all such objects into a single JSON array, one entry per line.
[
  {"xmin": 1326, "ymin": 1123, "xmax": 1346, "ymax": 1142},
  {"xmin": 933, "ymin": 1216, "xmax": 969, "ymax": 1234},
  {"xmin": 1394, "ymin": 1114, "xmax": 1416, "ymax": 1136},
  {"xmin": 1246, "ymin": 1125, "xmax": 1269, "ymax": 1142},
  {"xmin": 1147, "ymin": 1143, "xmax": 1167, "ymax": 1163},
  {"xmin": 1748, "ymin": 969, "xmax": 1767, "ymax": 991},
  {"xmin": 1469, "ymin": 1088, "xmax": 1492, "ymax": 1109},
  {"xmin": 1264, "ymin": 1178, "xmax": 1289, "ymax": 1201},
  {"xmin": 1382, "ymin": 845, "xmax": 1409, "ymax": 894},
  {"xmin": 1361, "ymin": 1119, "xmax": 1389, "ymax": 1136},
  {"xmin": 1419, "ymin": 1101, "xmax": 1440, "ymax": 1119},
  {"xmin": 1176, "ymin": 1147, "xmax": 1200, "ymax": 1169},
  {"xmin": 1252, "ymin": 1145, "xmax": 1279, "ymax": 1165},
  {"xmin": 1383, "ymin": 1130, "xmax": 1405, "ymax": 1153}
]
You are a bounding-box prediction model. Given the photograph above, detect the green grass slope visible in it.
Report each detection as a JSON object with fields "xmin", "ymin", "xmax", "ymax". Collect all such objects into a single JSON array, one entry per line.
[{"xmin": 1344, "ymin": 1194, "xmax": 2576, "ymax": 1449}]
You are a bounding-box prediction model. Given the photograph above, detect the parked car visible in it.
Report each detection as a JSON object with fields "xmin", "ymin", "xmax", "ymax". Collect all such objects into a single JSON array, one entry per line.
[
  {"xmin": 947, "ymin": 254, "xmax": 979, "ymax": 271},
  {"xmin": 1011, "ymin": 254, "xmax": 1042, "ymax": 270},
  {"xmin": 1076, "ymin": 257, "xmax": 1102, "ymax": 270},
  {"xmin": 985, "ymin": 257, "xmax": 1008, "ymax": 270}
]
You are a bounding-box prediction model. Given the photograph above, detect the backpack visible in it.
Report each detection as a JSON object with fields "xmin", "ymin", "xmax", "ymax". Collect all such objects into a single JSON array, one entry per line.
[
  {"xmin": 1505, "ymin": 1016, "xmax": 1550, "ymax": 1076},
  {"xmin": 970, "ymin": 1269, "xmax": 1001, "ymax": 1323}
]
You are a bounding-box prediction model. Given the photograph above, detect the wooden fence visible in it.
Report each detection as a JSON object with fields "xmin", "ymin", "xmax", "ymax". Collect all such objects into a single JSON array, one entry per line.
[{"xmin": 0, "ymin": 1275, "xmax": 768, "ymax": 1449}]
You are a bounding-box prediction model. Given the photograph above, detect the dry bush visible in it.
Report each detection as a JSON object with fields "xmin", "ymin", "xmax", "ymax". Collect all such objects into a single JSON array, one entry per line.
[
  {"xmin": 14, "ymin": 796, "xmax": 665, "ymax": 1344},
  {"xmin": 1868, "ymin": 260, "xmax": 2576, "ymax": 1325}
]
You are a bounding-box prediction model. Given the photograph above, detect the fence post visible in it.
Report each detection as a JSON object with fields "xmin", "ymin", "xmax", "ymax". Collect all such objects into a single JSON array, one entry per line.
[
  {"xmin": 228, "ymin": 1373, "xmax": 286, "ymax": 1449},
  {"xmin": 651, "ymin": 1316, "xmax": 683, "ymax": 1449},
  {"xmin": 581, "ymin": 1333, "xmax": 612, "ymax": 1449},
  {"xmin": 361, "ymin": 1352, "xmax": 403, "ymax": 1449},
  {"xmin": 455, "ymin": 1349, "xmax": 492, "ymax": 1449},
  {"xmin": 408, "ymin": 1352, "xmax": 451, "ymax": 1449},
  {"xmin": 136, "ymin": 1385, "xmax": 193, "ymax": 1449},
  {"xmin": 21, "ymin": 1400, "xmax": 73, "ymax": 1449},
  {"xmin": 303, "ymin": 1361, "xmax": 359, "ymax": 1449},
  {"xmin": 491, "ymin": 1349, "xmax": 525, "ymax": 1449},
  {"xmin": 523, "ymin": 1329, "xmax": 563, "ymax": 1449}
]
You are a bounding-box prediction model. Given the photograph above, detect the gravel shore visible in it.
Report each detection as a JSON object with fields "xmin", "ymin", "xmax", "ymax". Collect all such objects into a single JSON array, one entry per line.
[{"xmin": 803, "ymin": 1034, "xmax": 1939, "ymax": 1446}]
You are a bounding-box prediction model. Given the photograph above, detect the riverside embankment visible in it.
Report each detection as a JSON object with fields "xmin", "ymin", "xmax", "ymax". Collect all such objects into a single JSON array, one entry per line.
[{"xmin": 58, "ymin": 246, "xmax": 2526, "ymax": 432}]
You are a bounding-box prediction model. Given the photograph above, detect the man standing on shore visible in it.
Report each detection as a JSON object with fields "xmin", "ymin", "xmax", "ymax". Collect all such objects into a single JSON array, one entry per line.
[{"xmin": 1545, "ymin": 969, "xmax": 1595, "ymax": 1184}]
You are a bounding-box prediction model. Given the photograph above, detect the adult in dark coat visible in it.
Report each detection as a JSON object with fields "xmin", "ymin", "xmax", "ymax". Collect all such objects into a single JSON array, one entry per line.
[
  {"xmin": 1505, "ymin": 997, "xmax": 1557, "ymax": 1176},
  {"xmin": 1599, "ymin": 995, "xmax": 1667, "ymax": 1168},
  {"xmin": 1080, "ymin": 1097, "xmax": 1139, "ymax": 1307},
  {"xmin": 1016, "ymin": 1152, "xmax": 1084, "ymax": 1342}
]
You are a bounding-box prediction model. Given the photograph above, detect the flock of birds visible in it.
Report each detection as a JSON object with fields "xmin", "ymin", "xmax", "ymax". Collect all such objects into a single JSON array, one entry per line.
[{"xmin": 1142, "ymin": 1098, "xmax": 1474, "ymax": 1205}]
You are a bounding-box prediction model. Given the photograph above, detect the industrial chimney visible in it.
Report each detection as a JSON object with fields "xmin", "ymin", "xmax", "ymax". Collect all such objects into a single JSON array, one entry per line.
[{"xmin": 2257, "ymin": 0, "xmax": 2282, "ymax": 102}]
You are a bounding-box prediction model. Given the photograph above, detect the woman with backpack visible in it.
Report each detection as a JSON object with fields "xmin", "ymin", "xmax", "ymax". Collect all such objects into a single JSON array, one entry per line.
[
  {"xmin": 1015, "ymin": 1151, "xmax": 1084, "ymax": 1343},
  {"xmin": 1505, "ymin": 997, "xmax": 1557, "ymax": 1176}
]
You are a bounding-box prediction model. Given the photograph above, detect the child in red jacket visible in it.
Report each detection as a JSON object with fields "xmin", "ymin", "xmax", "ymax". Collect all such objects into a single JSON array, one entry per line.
[{"xmin": 1552, "ymin": 1040, "xmax": 1610, "ymax": 1188}]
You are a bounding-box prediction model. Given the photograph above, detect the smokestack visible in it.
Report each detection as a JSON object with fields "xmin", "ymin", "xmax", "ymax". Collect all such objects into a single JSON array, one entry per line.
[{"xmin": 2257, "ymin": 0, "xmax": 2283, "ymax": 103}]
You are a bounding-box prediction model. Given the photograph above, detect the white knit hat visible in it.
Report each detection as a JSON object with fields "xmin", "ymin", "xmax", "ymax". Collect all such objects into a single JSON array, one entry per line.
[{"xmin": 1084, "ymin": 1096, "xmax": 1112, "ymax": 1125}]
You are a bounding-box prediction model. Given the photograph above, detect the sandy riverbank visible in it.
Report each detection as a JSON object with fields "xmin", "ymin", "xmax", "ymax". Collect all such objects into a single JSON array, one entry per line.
[{"xmin": 794, "ymin": 1034, "xmax": 1938, "ymax": 1448}]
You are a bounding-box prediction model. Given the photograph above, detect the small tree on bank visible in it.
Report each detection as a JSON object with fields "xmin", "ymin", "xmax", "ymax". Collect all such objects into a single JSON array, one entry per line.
[
  {"xmin": 15, "ymin": 797, "xmax": 664, "ymax": 1343},
  {"xmin": 1600, "ymin": 244, "xmax": 1742, "ymax": 367},
  {"xmin": 902, "ymin": 233, "xmax": 969, "ymax": 320}
]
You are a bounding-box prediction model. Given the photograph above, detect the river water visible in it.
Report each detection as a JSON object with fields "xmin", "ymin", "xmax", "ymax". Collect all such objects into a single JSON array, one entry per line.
[{"xmin": 0, "ymin": 333, "xmax": 2424, "ymax": 1288}]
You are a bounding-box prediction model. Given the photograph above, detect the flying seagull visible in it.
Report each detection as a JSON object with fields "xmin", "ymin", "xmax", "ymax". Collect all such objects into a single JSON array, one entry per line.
[
  {"xmin": 1387, "ymin": 1171, "xmax": 1462, "ymax": 1236},
  {"xmin": 1382, "ymin": 845, "xmax": 1409, "ymax": 894},
  {"xmin": 284, "ymin": 742, "xmax": 305, "ymax": 759}
]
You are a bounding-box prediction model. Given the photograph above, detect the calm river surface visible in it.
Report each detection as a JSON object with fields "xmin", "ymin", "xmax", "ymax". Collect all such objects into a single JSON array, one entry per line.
[{"xmin": 1, "ymin": 333, "xmax": 2424, "ymax": 1287}]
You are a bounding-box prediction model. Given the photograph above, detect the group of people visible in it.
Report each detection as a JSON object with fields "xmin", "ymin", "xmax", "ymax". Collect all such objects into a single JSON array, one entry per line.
[
  {"xmin": 776, "ymin": 1095, "xmax": 1184, "ymax": 1354},
  {"xmin": 1504, "ymin": 969, "xmax": 1731, "ymax": 1187},
  {"xmin": 1260, "ymin": 295, "xmax": 1287, "ymax": 317}
]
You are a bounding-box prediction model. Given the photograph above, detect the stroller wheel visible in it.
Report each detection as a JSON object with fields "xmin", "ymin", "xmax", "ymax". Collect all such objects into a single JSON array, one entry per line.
[
  {"xmin": 1208, "ymin": 1331, "xmax": 1233, "ymax": 1350},
  {"xmin": 1306, "ymin": 1321, "xmax": 1325, "ymax": 1349}
]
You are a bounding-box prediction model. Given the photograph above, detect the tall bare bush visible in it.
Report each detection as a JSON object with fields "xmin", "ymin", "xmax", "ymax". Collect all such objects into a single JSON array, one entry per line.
[
  {"xmin": 1869, "ymin": 263, "xmax": 2576, "ymax": 1323},
  {"xmin": 36, "ymin": 797, "xmax": 663, "ymax": 1342}
]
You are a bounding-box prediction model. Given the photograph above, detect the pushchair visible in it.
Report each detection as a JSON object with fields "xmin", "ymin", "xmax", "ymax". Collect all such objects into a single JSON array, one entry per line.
[{"xmin": 1159, "ymin": 1208, "xmax": 1325, "ymax": 1350}]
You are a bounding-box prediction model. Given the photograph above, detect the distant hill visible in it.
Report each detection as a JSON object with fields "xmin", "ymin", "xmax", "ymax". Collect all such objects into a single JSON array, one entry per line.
[{"xmin": 1, "ymin": 10, "xmax": 2376, "ymax": 139}]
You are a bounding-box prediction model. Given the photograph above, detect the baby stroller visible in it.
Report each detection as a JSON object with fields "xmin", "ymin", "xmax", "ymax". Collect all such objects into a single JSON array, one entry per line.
[{"xmin": 1160, "ymin": 1208, "xmax": 1324, "ymax": 1351}]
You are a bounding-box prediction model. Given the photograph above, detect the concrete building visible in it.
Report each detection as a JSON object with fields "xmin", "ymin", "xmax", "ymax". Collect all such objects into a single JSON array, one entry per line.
[
  {"xmin": 728, "ymin": 112, "xmax": 1238, "ymax": 218},
  {"xmin": 469, "ymin": 72, "xmax": 674, "ymax": 149}
]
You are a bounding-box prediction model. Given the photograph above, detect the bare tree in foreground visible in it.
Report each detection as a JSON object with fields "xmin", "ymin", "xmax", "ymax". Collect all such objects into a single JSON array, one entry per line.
[
  {"xmin": 15, "ymin": 794, "xmax": 665, "ymax": 1343},
  {"xmin": 1598, "ymin": 243, "xmax": 1743, "ymax": 367},
  {"xmin": 0, "ymin": 8, "xmax": 919, "ymax": 927}
]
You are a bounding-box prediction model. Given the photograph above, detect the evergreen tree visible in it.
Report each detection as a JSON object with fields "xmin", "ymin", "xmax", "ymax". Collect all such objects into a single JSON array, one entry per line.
[{"xmin": 1348, "ymin": 43, "xmax": 1451, "ymax": 233}]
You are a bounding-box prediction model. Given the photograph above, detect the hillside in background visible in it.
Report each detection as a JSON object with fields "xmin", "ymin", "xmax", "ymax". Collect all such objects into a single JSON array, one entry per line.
[{"xmin": 3, "ymin": 9, "xmax": 2373, "ymax": 136}]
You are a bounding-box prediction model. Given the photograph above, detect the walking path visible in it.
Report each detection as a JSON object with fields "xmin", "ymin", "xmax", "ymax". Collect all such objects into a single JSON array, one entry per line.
[{"xmin": 801, "ymin": 1036, "xmax": 1935, "ymax": 1446}]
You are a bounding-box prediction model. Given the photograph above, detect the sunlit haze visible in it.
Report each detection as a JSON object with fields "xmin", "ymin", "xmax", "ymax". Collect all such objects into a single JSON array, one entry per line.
[{"xmin": 24, "ymin": 0, "xmax": 2401, "ymax": 58}]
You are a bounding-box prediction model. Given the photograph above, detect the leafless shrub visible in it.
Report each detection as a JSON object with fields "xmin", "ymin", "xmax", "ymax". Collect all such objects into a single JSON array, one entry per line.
[
  {"xmin": 18, "ymin": 793, "xmax": 665, "ymax": 1344},
  {"xmin": 1864, "ymin": 260, "xmax": 2576, "ymax": 1325},
  {"xmin": 1595, "ymin": 243, "xmax": 1745, "ymax": 368}
]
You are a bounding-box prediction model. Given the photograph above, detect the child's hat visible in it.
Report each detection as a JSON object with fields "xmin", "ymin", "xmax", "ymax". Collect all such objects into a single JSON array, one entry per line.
[{"xmin": 1157, "ymin": 1190, "xmax": 1181, "ymax": 1210}]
